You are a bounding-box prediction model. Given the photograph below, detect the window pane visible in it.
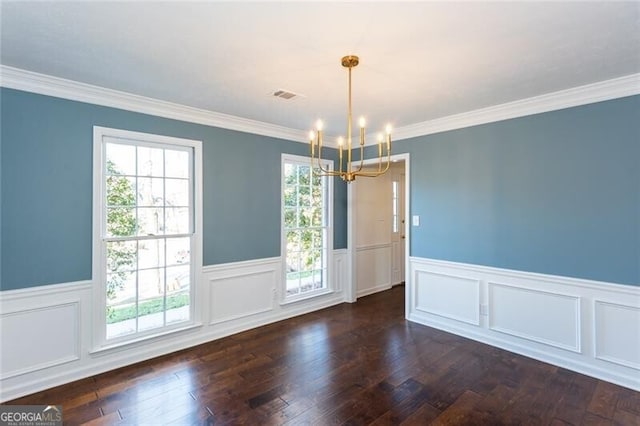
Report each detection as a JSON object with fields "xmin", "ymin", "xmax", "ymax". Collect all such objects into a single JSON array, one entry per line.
[
  {"xmin": 166, "ymin": 267, "xmax": 191, "ymax": 324},
  {"xmin": 137, "ymin": 146, "xmax": 164, "ymax": 177},
  {"xmin": 286, "ymin": 230, "xmax": 300, "ymax": 250},
  {"xmin": 284, "ymin": 163, "xmax": 296, "ymax": 185},
  {"xmin": 311, "ymin": 184, "xmax": 322, "ymax": 205},
  {"xmin": 298, "ymin": 165, "xmax": 310, "ymax": 186},
  {"xmin": 106, "ymin": 176, "xmax": 136, "ymax": 207},
  {"xmin": 298, "ymin": 185, "xmax": 310, "ymax": 207},
  {"xmin": 284, "ymin": 207, "xmax": 297, "ymax": 228},
  {"xmin": 298, "ymin": 206, "xmax": 312, "ymax": 228},
  {"xmin": 106, "ymin": 143, "xmax": 136, "ymax": 175},
  {"xmin": 106, "ymin": 208, "xmax": 136, "ymax": 237},
  {"xmin": 106, "ymin": 270, "xmax": 136, "ymax": 305},
  {"xmin": 166, "ymin": 237, "xmax": 190, "ymax": 266},
  {"xmin": 311, "ymin": 170, "xmax": 322, "ymax": 187},
  {"xmin": 137, "ymin": 178, "xmax": 164, "ymax": 207},
  {"xmin": 139, "ymin": 268, "xmax": 165, "ymax": 301},
  {"xmin": 106, "ymin": 301, "xmax": 137, "ymax": 339},
  {"xmin": 165, "ymin": 179, "xmax": 189, "ymax": 207},
  {"xmin": 167, "ymin": 265, "xmax": 190, "ymax": 294},
  {"xmin": 312, "ymin": 270, "xmax": 324, "ymax": 291},
  {"xmin": 284, "ymin": 186, "xmax": 296, "ymax": 207},
  {"xmin": 166, "ymin": 290, "xmax": 190, "ymax": 325},
  {"xmin": 138, "ymin": 239, "xmax": 165, "ymax": 270},
  {"xmin": 310, "ymin": 249, "xmax": 322, "ymax": 270},
  {"xmin": 286, "ymin": 272, "xmax": 300, "ymax": 296},
  {"xmin": 106, "ymin": 241, "xmax": 137, "ymax": 274},
  {"xmin": 165, "ymin": 207, "xmax": 190, "ymax": 234},
  {"xmin": 106, "ymin": 269, "xmax": 137, "ymax": 339},
  {"xmin": 138, "ymin": 296, "xmax": 165, "ymax": 332},
  {"xmin": 311, "ymin": 206, "xmax": 323, "ymax": 227},
  {"xmin": 287, "ymin": 253, "xmax": 300, "ymax": 273},
  {"xmin": 165, "ymin": 150, "xmax": 189, "ymax": 178},
  {"xmin": 138, "ymin": 207, "xmax": 164, "ymax": 236}
]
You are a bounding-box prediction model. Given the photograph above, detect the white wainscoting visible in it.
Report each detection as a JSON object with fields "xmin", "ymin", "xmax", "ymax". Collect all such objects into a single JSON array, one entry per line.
[
  {"xmin": 207, "ymin": 258, "xmax": 279, "ymax": 325},
  {"xmin": 356, "ymin": 244, "xmax": 392, "ymax": 298},
  {"xmin": 488, "ymin": 283, "xmax": 581, "ymax": 353},
  {"xmin": 0, "ymin": 251, "xmax": 347, "ymax": 402},
  {"xmin": 594, "ymin": 300, "xmax": 640, "ymax": 370},
  {"xmin": 408, "ymin": 257, "xmax": 640, "ymax": 391},
  {"xmin": 414, "ymin": 270, "xmax": 480, "ymax": 325}
]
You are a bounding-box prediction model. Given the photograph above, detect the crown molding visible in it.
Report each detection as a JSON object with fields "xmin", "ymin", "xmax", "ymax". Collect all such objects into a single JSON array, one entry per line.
[
  {"xmin": 0, "ymin": 65, "xmax": 310, "ymax": 143},
  {"xmin": 392, "ymin": 73, "xmax": 640, "ymax": 142},
  {"xmin": 2, "ymin": 65, "xmax": 638, "ymax": 145}
]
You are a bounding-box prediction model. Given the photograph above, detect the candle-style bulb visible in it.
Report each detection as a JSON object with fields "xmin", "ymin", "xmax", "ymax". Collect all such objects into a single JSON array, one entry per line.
[
  {"xmin": 337, "ymin": 137, "xmax": 344, "ymax": 146},
  {"xmin": 359, "ymin": 117, "xmax": 366, "ymax": 128},
  {"xmin": 316, "ymin": 120, "xmax": 324, "ymax": 131},
  {"xmin": 385, "ymin": 124, "xmax": 392, "ymax": 135},
  {"xmin": 309, "ymin": 131, "xmax": 315, "ymax": 141},
  {"xmin": 377, "ymin": 133, "xmax": 383, "ymax": 143}
]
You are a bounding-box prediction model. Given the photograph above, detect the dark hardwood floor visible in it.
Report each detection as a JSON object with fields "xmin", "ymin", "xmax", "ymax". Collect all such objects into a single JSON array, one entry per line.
[{"xmin": 6, "ymin": 285, "xmax": 640, "ymax": 425}]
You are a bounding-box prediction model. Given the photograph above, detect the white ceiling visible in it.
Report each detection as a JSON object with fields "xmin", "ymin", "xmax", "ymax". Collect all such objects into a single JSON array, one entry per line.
[{"xmin": 1, "ymin": 1, "xmax": 639, "ymax": 137}]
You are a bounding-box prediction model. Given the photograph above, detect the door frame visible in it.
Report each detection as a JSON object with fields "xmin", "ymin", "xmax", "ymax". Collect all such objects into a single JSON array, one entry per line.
[{"xmin": 346, "ymin": 153, "xmax": 411, "ymax": 318}]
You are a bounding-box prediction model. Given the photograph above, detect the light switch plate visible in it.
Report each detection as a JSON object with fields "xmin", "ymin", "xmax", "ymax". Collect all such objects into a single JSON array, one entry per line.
[{"xmin": 412, "ymin": 215, "xmax": 420, "ymax": 226}]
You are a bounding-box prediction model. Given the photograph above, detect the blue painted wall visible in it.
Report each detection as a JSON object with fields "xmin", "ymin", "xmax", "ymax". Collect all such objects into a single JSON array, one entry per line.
[
  {"xmin": 0, "ymin": 88, "xmax": 348, "ymax": 290},
  {"xmin": 384, "ymin": 96, "xmax": 639, "ymax": 286}
]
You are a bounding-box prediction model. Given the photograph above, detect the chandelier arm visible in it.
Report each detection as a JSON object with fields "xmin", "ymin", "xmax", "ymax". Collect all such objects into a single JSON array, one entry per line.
[
  {"xmin": 352, "ymin": 162, "xmax": 391, "ymax": 177},
  {"xmin": 352, "ymin": 144, "xmax": 366, "ymax": 174},
  {"xmin": 315, "ymin": 132, "xmax": 334, "ymax": 174},
  {"xmin": 353, "ymin": 145, "xmax": 392, "ymax": 177}
]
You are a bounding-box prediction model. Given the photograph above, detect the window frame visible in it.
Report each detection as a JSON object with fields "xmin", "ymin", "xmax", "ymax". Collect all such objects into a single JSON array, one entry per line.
[
  {"xmin": 280, "ymin": 153, "xmax": 334, "ymax": 304},
  {"xmin": 92, "ymin": 126, "xmax": 203, "ymax": 351}
]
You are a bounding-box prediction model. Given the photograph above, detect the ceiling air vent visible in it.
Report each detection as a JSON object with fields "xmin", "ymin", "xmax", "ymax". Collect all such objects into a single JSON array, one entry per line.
[{"xmin": 272, "ymin": 89, "xmax": 300, "ymax": 100}]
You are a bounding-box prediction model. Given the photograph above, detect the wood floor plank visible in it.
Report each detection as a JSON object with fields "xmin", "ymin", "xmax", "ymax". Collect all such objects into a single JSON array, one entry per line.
[
  {"xmin": 588, "ymin": 380, "xmax": 621, "ymax": 419},
  {"xmin": 429, "ymin": 390, "xmax": 486, "ymax": 425},
  {"xmin": 4, "ymin": 285, "xmax": 639, "ymax": 425},
  {"xmin": 78, "ymin": 410, "xmax": 121, "ymax": 426}
]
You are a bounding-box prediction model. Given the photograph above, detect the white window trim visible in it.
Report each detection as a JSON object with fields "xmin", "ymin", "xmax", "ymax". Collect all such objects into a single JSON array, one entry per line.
[
  {"xmin": 91, "ymin": 126, "xmax": 203, "ymax": 352},
  {"xmin": 280, "ymin": 153, "xmax": 334, "ymax": 304}
]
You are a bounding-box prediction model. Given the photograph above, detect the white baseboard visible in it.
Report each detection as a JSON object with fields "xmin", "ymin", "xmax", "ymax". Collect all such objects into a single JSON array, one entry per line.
[
  {"xmin": 0, "ymin": 252, "xmax": 347, "ymax": 402},
  {"xmin": 357, "ymin": 283, "xmax": 392, "ymax": 298},
  {"xmin": 408, "ymin": 256, "xmax": 640, "ymax": 391}
]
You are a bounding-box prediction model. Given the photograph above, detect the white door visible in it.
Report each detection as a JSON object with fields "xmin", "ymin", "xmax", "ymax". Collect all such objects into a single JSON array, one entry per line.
[{"xmin": 354, "ymin": 168, "xmax": 392, "ymax": 297}]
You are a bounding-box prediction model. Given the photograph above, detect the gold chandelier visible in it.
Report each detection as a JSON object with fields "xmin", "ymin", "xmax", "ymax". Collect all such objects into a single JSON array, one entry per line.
[{"xmin": 309, "ymin": 55, "xmax": 392, "ymax": 183}]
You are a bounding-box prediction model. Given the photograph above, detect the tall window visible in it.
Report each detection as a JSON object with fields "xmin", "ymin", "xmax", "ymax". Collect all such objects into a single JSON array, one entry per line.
[
  {"xmin": 282, "ymin": 154, "xmax": 333, "ymax": 300},
  {"xmin": 93, "ymin": 127, "xmax": 201, "ymax": 346}
]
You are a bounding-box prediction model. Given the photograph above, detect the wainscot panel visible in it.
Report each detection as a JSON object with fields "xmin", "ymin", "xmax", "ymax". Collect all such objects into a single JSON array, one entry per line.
[
  {"xmin": 488, "ymin": 283, "xmax": 580, "ymax": 352},
  {"xmin": 408, "ymin": 257, "xmax": 640, "ymax": 391},
  {"xmin": 356, "ymin": 244, "xmax": 392, "ymax": 298},
  {"xmin": 0, "ymin": 282, "xmax": 87, "ymax": 380},
  {"xmin": 414, "ymin": 270, "xmax": 480, "ymax": 325},
  {"xmin": 0, "ymin": 252, "xmax": 346, "ymax": 402},
  {"xmin": 594, "ymin": 300, "xmax": 640, "ymax": 370},
  {"xmin": 206, "ymin": 258, "xmax": 280, "ymax": 325}
]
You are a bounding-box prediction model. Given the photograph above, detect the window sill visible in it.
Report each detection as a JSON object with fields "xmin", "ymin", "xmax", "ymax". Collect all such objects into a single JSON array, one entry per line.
[
  {"xmin": 279, "ymin": 288, "xmax": 334, "ymax": 306},
  {"xmin": 90, "ymin": 321, "xmax": 203, "ymax": 356}
]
